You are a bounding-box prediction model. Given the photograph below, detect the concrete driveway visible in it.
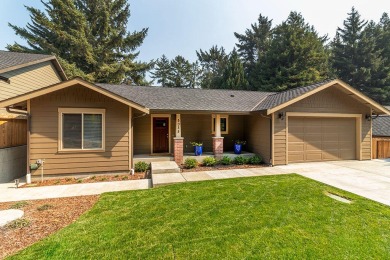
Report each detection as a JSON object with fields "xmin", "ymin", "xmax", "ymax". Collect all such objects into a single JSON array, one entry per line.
[{"xmin": 278, "ymin": 159, "xmax": 390, "ymax": 206}]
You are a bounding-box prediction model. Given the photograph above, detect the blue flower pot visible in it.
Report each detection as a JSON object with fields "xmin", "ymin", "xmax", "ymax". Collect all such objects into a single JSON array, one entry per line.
[
  {"xmin": 194, "ymin": 145, "xmax": 203, "ymax": 156},
  {"xmin": 234, "ymin": 144, "xmax": 242, "ymax": 154}
]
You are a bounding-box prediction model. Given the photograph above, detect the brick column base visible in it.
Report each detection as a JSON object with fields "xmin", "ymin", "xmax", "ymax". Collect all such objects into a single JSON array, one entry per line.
[
  {"xmin": 173, "ymin": 137, "xmax": 184, "ymax": 165},
  {"xmin": 212, "ymin": 137, "xmax": 224, "ymax": 159}
]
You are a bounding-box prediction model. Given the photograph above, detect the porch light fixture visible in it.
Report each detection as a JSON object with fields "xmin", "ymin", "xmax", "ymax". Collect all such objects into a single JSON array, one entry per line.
[
  {"xmin": 365, "ymin": 114, "xmax": 372, "ymax": 121},
  {"xmin": 278, "ymin": 112, "xmax": 285, "ymax": 120}
]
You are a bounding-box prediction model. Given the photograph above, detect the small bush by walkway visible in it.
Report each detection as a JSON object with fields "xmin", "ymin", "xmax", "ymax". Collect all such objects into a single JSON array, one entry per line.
[{"xmin": 9, "ymin": 174, "xmax": 390, "ymax": 259}]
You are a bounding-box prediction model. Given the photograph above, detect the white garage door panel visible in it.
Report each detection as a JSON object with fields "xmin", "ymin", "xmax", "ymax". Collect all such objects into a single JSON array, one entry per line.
[{"xmin": 288, "ymin": 117, "xmax": 356, "ymax": 163}]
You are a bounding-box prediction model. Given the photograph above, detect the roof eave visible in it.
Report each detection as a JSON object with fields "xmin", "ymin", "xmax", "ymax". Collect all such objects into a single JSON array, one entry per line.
[
  {"xmin": 265, "ymin": 79, "xmax": 390, "ymax": 116},
  {"xmin": 0, "ymin": 78, "xmax": 149, "ymax": 114}
]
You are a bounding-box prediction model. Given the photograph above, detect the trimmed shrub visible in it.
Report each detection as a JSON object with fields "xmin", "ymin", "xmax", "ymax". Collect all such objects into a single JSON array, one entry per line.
[
  {"xmin": 9, "ymin": 201, "xmax": 28, "ymax": 209},
  {"xmin": 249, "ymin": 155, "xmax": 263, "ymax": 165},
  {"xmin": 219, "ymin": 156, "xmax": 232, "ymax": 165},
  {"xmin": 6, "ymin": 218, "xmax": 30, "ymax": 229},
  {"xmin": 37, "ymin": 204, "xmax": 54, "ymax": 211},
  {"xmin": 202, "ymin": 157, "xmax": 217, "ymax": 167},
  {"xmin": 184, "ymin": 158, "xmax": 198, "ymax": 169},
  {"xmin": 134, "ymin": 161, "xmax": 150, "ymax": 172},
  {"xmin": 233, "ymin": 156, "xmax": 248, "ymax": 165}
]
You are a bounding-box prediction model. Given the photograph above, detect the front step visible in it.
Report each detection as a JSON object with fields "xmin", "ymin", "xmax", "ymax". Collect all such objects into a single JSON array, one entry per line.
[{"xmin": 151, "ymin": 161, "xmax": 181, "ymax": 174}]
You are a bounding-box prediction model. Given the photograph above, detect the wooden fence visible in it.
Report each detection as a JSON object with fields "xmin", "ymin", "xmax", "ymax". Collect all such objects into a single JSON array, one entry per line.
[
  {"xmin": 0, "ymin": 119, "xmax": 27, "ymax": 149},
  {"xmin": 372, "ymin": 137, "xmax": 390, "ymax": 159}
]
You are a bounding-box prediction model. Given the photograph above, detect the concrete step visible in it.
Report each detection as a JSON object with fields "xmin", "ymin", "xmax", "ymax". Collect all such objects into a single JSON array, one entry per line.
[
  {"xmin": 134, "ymin": 156, "xmax": 173, "ymax": 164},
  {"xmin": 151, "ymin": 161, "xmax": 181, "ymax": 174}
]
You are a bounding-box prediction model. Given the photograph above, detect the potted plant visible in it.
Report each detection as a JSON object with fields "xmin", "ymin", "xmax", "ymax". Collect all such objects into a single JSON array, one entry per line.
[
  {"xmin": 234, "ymin": 140, "xmax": 246, "ymax": 154},
  {"xmin": 190, "ymin": 142, "xmax": 203, "ymax": 156}
]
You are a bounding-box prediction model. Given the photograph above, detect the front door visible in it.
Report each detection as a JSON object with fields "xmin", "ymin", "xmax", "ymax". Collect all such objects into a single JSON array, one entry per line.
[{"xmin": 153, "ymin": 117, "xmax": 169, "ymax": 153}]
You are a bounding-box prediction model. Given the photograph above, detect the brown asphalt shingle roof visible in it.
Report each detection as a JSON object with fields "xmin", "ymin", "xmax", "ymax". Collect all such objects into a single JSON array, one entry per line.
[
  {"xmin": 0, "ymin": 51, "xmax": 54, "ymax": 72},
  {"xmin": 97, "ymin": 80, "xmax": 336, "ymax": 112},
  {"xmin": 253, "ymin": 79, "xmax": 335, "ymax": 111},
  {"xmin": 97, "ymin": 84, "xmax": 274, "ymax": 112}
]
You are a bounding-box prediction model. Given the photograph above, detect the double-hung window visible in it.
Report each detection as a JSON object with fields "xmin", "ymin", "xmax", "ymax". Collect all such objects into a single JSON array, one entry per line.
[{"xmin": 59, "ymin": 108, "xmax": 105, "ymax": 151}]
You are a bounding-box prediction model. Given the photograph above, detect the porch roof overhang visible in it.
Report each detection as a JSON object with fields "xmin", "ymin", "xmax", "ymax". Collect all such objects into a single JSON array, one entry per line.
[
  {"xmin": 149, "ymin": 109, "xmax": 252, "ymax": 115},
  {"xmin": 0, "ymin": 77, "xmax": 149, "ymax": 114}
]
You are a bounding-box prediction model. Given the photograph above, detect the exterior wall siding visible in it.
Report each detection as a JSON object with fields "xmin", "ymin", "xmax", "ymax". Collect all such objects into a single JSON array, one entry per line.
[
  {"xmin": 273, "ymin": 87, "xmax": 372, "ymax": 165},
  {"xmin": 29, "ymin": 85, "xmax": 130, "ymax": 175},
  {"xmin": 244, "ymin": 114, "xmax": 271, "ymax": 163},
  {"xmin": 0, "ymin": 61, "xmax": 62, "ymax": 101}
]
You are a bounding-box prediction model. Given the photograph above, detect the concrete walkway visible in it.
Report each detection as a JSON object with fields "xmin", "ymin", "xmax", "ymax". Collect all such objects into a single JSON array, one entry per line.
[
  {"xmin": 0, "ymin": 179, "xmax": 152, "ymax": 203},
  {"xmin": 1, "ymin": 160, "xmax": 390, "ymax": 206}
]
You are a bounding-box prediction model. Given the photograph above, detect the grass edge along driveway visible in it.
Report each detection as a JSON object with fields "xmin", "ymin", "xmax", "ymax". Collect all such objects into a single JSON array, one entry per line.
[{"xmin": 9, "ymin": 174, "xmax": 390, "ymax": 259}]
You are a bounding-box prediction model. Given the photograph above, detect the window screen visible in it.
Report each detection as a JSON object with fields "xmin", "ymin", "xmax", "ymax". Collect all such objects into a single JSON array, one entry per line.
[{"xmin": 63, "ymin": 114, "xmax": 82, "ymax": 149}]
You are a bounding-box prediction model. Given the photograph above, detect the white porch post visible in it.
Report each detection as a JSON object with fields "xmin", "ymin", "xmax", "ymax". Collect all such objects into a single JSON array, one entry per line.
[
  {"xmin": 174, "ymin": 114, "xmax": 184, "ymax": 164},
  {"xmin": 215, "ymin": 114, "xmax": 221, "ymax": 137},
  {"xmin": 175, "ymin": 114, "xmax": 181, "ymax": 137},
  {"xmin": 213, "ymin": 114, "xmax": 224, "ymax": 159}
]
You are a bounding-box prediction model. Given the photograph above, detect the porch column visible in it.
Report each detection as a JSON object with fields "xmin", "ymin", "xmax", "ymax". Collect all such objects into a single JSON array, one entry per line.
[
  {"xmin": 174, "ymin": 114, "xmax": 184, "ymax": 165},
  {"xmin": 213, "ymin": 114, "xmax": 224, "ymax": 159}
]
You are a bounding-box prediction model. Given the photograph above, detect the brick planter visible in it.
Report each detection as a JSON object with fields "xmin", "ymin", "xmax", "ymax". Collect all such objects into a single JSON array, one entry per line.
[
  {"xmin": 212, "ymin": 137, "xmax": 224, "ymax": 159},
  {"xmin": 173, "ymin": 137, "xmax": 184, "ymax": 165}
]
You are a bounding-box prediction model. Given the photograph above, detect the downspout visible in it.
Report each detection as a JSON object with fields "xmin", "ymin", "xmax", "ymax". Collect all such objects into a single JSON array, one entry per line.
[{"xmin": 6, "ymin": 106, "xmax": 31, "ymax": 183}]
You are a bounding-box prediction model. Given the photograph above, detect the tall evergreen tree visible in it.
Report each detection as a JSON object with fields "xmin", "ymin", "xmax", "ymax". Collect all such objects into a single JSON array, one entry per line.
[
  {"xmin": 261, "ymin": 12, "xmax": 330, "ymax": 91},
  {"xmin": 7, "ymin": 0, "xmax": 150, "ymax": 84},
  {"xmin": 331, "ymin": 7, "xmax": 368, "ymax": 89},
  {"xmin": 331, "ymin": 7, "xmax": 390, "ymax": 103},
  {"xmin": 196, "ymin": 45, "xmax": 228, "ymax": 89},
  {"xmin": 220, "ymin": 49, "xmax": 249, "ymax": 90},
  {"xmin": 166, "ymin": 55, "xmax": 194, "ymax": 88},
  {"xmin": 234, "ymin": 14, "xmax": 273, "ymax": 89},
  {"xmin": 150, "ymin": 55, "xmax": 171, "ymax": 87}
]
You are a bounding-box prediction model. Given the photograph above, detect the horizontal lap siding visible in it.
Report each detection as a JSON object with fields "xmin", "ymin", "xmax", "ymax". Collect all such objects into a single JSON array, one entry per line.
[
  {"xmin": 244, "ymin": 114, "xmax": 271, "ymax": 163},
  {"xmin": 0, "ymin": 62, "xmax": 62, "ymax": 101},
  {"xmin": 273, "ymin": 86, "xmax": 372, "ymax": 165},
  {"xmin": 30, "ymin": 85, "xmax": 130, "ymax": 175}
]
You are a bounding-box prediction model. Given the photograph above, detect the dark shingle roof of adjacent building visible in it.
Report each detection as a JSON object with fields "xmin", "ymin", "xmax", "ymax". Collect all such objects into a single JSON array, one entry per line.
[
  {"xmin": 97, "ymin": 83, "xmax": 273, "ymax": 112},
  {"xmin": 0, "ymin": 51, "xmax": 54, "ymax": 72},
  {"xmin": 373, "ymin": 114, "xmax": 390, "ymax": 136},
  {"xmin": 254, "ymin": 79, "xmax": 335, "ymax": 111}
]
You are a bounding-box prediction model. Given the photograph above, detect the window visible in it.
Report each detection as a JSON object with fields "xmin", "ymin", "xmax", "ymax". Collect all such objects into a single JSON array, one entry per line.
[
  {"xmin": 59, "ymin": 108, "xmax": 105, "ymax": 151},
  {"xmin": 212, "ymin": 115, "xmax": 229, "ymax": 134}
]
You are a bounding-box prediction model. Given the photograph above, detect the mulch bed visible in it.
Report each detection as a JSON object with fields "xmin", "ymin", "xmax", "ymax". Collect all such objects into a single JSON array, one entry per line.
[
  {"xmin": 181, "ymin": 164, "xmax": 267, "ymax": 172},
  {"xmin": 21, "ymin": 172, "xmax": 148, "ymax": 188},
  {"xmin": 0, "ymin": 195, "xmax": 99, "ymax": 259}
]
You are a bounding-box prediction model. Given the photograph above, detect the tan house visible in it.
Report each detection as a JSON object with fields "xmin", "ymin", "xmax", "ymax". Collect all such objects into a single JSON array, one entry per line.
[{"xmin": 0, "ymin": 51, "xmax": 389, "ymax": 178}]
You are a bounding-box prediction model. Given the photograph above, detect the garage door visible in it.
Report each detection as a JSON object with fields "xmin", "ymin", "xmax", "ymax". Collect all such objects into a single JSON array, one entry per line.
[{"xmin": 288, "ymin": 117, "xmax": 356, "ymax": 163}]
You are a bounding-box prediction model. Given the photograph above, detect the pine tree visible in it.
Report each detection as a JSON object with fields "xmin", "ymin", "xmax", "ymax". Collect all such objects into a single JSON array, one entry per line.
[
  {"xmin": 151, "ymin": 55, "xmax": 171, "ymax": 87},
  {"xmin": 7, "ymin": 0, "xmax": 150, "ymax": 84},
  {"xmin": 331, "ymin": 7, "xmax": 390, "ymax": 103},
  {"xmin": 331, "ymin": 7, "xmax": 368, "ymax": 89},
  {"xmin": 220, "ymin": 49, "xmax": 249, "ymax": 90},
  {"xmin": 166, "ymin": 55, "xmax": 193, "ymax": 88},
  {"xmin": 234, "ymin": 14, "xmax": 273, "ymax": 89},
  {"xmin": 261, "ymin": 12, "xmax": 330, "ymax": 91},
  {"xmin": 196, "ymin": 45, "xmax": 228, "ymax": 89}
]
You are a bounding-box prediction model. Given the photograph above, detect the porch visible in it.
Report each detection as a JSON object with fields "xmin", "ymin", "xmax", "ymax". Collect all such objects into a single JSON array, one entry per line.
[{"xmin": 132, "ymin": 112, "xmax": 270, "ymax": 165}]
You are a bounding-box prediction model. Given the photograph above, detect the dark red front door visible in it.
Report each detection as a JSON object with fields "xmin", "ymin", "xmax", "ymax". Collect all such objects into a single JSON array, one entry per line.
[{"xmin": 153, "ymin": 118, "xmax": 169, "ymax": 153}]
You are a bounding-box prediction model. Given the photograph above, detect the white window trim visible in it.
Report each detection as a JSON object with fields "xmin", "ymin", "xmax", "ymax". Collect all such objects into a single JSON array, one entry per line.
[
  {"xmin": 58, "ymin": 108, "xmax": 106, "ymax": 152},
  {"xmin": 211, "ymin": 115, "xmax": 229, "ymax": 134}
]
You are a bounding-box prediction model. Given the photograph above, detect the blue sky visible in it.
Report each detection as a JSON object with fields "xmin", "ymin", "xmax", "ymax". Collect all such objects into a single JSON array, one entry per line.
[{"xmin": 1, "ymin": 0, "xmax": 389, "ymax": 63}]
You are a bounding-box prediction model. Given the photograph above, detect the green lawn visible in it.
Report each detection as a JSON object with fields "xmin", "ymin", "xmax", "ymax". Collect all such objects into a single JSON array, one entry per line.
[{"xmin": 9, "ymin": 174, "xmax": 390, "ymax": 259}]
